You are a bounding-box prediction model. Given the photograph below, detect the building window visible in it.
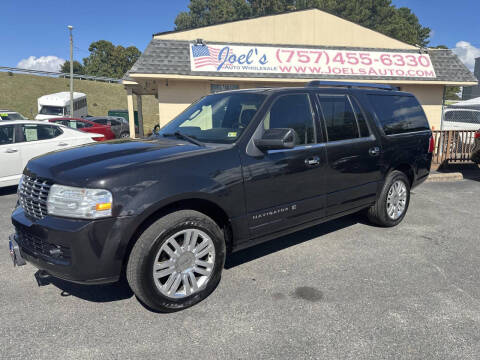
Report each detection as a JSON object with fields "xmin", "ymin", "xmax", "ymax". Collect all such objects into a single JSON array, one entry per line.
[{"xmin": 210, "ymin": 84, "xmax": 239, "ymax": 94}]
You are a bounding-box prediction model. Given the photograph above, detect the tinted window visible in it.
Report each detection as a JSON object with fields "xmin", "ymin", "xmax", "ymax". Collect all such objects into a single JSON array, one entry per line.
[
  {"xmin": 263, "ymin": 94, "xmax": 315, "ymax": 145},
  {"xmin": 0, "ymin": 125, "xmax": 15, "ymax": 144},
  {"xmin": 22, "ymin": 124, "xmax": 62, "ymax": 142},
  {"xmin": 369, "ymin": 95, "xmax": 429, "ymax": 135},
  {"xmin": 93, "ymin": 118, "xmax": 107, "ymax": 125},
  {"xmin": 318, "ymin": 95, "xmax": 359, "ymax": 141},
  {"xmin": 350, "ymin": 96, "xmax": 370, "ymax": 137}
]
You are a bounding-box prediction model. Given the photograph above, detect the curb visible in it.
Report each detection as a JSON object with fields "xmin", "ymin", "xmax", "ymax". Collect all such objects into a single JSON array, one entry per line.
[{"xmin": 426, "ymin": 172, "xmax": 464, "ymax": 182}]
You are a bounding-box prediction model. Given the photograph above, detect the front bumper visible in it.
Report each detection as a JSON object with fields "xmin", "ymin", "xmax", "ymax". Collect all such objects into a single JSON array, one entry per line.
[{"xmin": 11, "ymin": 207, "xmax": 136, "ymax": 284}]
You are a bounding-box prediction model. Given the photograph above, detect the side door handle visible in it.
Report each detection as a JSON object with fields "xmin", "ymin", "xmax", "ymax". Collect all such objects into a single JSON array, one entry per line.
[
  {"xmin": 58, "ymin": 142, "xmax": 68, "ymax": 147},
  {"xmin": 305, "ymin": 156, "xmax": 320, "ymax": 166},
  {"xmin": 6, "ymin": 148, "xmax": 18, "ymax": 153},
  {"xmin": 368, "ymin": 147, "xmax": 380, "ymax": 157}
]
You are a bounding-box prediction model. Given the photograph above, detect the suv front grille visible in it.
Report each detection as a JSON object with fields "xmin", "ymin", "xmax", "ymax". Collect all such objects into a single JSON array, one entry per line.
[{"xmin": 19, "ymin": 175, "xmax": 52, "ymax": 220}]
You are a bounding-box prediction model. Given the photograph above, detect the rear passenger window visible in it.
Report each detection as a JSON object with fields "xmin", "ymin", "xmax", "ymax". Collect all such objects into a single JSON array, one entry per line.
[
  {"xmin": 350, "ymin": 97, "xmax": 370, "ymax": 137},
  {"xmin": 21, "ymin": 125, "xmax": 62, "ymax": 142},
  {"xmin": 369, "ymin": 95, "xmax": 429, "ymax": 135},
  {"xmin": 263, "ymin": 94, "xmax": 315, "ymax": 145},
  {"xmin": 0, "ymin": 125, "xmax": 15, "ymax": 145},
  {"xmin": 318, "ymin": 95, "xmax": 359, "ymax": 141}
]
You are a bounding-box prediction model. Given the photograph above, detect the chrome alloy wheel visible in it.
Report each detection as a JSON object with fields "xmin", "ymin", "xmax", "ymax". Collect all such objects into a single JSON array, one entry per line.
[
  {"xmin": 153, "ymin": 229, "xmax": 215, "ymax": 299},
  {"xmin": 386, "ymin": 180, "xmax": 407, "ymax": 220}
]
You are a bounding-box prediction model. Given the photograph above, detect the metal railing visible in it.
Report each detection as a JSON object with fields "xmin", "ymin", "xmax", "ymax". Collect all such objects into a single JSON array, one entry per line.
[
  {"xmin": 0, "ymin": 66, "xmax": 121, "ymax": 83},
  {"xmin": 432, "ymin": 130, "xmax": 477, "ymax": 165}
]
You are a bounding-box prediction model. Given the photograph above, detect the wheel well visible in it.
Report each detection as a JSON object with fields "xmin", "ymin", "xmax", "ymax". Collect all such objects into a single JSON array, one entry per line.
[
  {"xmin": 392, "ymin": 164, "xmax": 414, "ymax": 186},
  {"xmin": 121, "ymin": 199, "xmax": 233, "ymax": 276}
]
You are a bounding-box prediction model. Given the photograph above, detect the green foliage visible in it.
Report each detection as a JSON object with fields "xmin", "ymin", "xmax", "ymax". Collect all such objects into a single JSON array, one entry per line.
[
  {"xmin": 82, "ymin": 40, "xmax": 141, "ymax": 78},
  {"xmin": 175, "ymin": 0, "xmax": 430, "ymax": 47},
  {"xmin": 175, "ymin": 0, "xmax": 251, "ymax": 29},
  {"xmin": 60, "ymin": 60, "xmax": 85, "ymax": 75}
]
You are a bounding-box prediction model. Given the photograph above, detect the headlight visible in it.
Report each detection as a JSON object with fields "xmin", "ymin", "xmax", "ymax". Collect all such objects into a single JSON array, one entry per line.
[{"xmin": 47, "ymin": 184, "xmax": 113, "ymax": 219}]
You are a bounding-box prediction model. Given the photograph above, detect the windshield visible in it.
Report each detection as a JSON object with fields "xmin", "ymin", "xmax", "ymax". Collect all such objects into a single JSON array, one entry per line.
[
  {"xmin": 159, "ymin": 92, "xmax": 267, "ymax": 144},
  {"xmin": 0, "ymin": 112, "xmax": 26, "ymax": 120},
  {"xmin": 39, "ymin": 106, "xmax": 65, "ymax": 116}
]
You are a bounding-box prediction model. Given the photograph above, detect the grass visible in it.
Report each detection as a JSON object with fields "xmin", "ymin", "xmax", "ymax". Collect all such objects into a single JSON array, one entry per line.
[{"xmin": 0, "ymin": 72, "xmax": 159, "ymax": 132}]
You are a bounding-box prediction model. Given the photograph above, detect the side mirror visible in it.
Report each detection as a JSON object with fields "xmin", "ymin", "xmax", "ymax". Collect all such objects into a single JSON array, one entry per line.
[{"xmin": 254, "ymin": 128, "xmax": 297, "ymax": 151}]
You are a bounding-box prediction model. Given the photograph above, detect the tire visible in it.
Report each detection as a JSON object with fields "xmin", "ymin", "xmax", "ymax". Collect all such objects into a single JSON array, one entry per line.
[
  {"xmin": 367, "ymin": 170, "xmax": 410, "ymax": 227},
  {"xmin": 126, "ymin": 210, "xmax": 226, "ymax": 312},
  {"xmin": 120, "ymin": 132, "xmax": 130, "ymax": 139}
]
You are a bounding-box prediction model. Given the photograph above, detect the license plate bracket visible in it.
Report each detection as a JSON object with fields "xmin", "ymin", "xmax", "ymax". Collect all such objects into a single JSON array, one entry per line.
[{"xmin": 9, "ymin": 234, "xmax": 26, "ymax": 267}]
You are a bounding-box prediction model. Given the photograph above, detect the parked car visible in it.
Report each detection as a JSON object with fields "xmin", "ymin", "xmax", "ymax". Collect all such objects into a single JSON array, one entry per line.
[
  {"xmin": 0, "ymin": 110, "xmax": 28, "ymax": 120},
  {"xmin": 443, "ymin": 108, "xmax": 480, "ymax": 130},
  {"xmin": 0, "ymin": 120, "xmax": 103, "ymax": 187},
  {"xmin": 89, "ymin": 116, "xmax": 132, "ymax": 138},
  {"xmin": 48, "ymin": 117, "xmax": 116, "ymax": 141},
  {"xmin": 471, "ymin": 129, "xmax": 480, "ymax": 164},
  {"xmin": 9, "ymin": 82, "xmax": 433, "ymax": 312}
]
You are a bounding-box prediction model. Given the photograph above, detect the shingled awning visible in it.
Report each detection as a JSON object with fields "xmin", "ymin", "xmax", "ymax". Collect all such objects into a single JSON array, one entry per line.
[{"xmin": 126, "ymin": 39, "xmax": 477, "ymax": 84}]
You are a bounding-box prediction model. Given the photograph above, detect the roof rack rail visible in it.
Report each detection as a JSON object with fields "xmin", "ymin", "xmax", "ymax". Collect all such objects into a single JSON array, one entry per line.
[{"xmin": 306, "ymin": 80, "xmax": 397, "ymax": 91}]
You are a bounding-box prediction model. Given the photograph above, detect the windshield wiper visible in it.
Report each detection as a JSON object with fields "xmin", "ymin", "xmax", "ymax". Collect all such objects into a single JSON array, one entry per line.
[{"xmin": 163, "ymin": 131, "xmax": 204, "ymax": 147}]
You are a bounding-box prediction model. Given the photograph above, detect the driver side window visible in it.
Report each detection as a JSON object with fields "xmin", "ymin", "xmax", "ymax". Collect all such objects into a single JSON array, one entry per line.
[{"xmin": 263, "ymin": 94, "xmax": 315, "ymax": 145}]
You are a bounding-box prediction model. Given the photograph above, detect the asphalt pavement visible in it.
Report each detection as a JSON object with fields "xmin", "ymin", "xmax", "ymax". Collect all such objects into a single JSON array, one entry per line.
[{"xmin": 1, "ymin": 179, "xmax": 479, "ymax": 360}]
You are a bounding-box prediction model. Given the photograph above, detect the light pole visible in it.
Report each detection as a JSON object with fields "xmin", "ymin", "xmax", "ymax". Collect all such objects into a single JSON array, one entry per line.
[{"xmin": 68, "ymin": 25, "xmax": 74, "ymax": 117}]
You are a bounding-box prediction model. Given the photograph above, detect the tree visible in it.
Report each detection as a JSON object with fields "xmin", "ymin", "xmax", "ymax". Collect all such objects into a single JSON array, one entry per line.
[
  {"xmin": 60, "ymin": 60, "xmax": 84, "ymax": 75},
  {"xmin": 82, "ymin": 40, "xmax": 141, "ymax": 78},
  {"xmin": 175, "ymin": 0, "xmax": 430, "ymax": 47}
]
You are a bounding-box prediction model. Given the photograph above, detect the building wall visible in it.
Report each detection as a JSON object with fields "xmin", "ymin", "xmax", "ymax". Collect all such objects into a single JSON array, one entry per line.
[
  {"xmin": 156, "ymin": 80, "xmax": 444, "ymax": 131},
  {"xmin": 157, "ymin": 80, "xmax": 209, "ymax": 126},
  {"xmin": 155, "ymin": 9, "xmax": 415, "ymax": 50}
]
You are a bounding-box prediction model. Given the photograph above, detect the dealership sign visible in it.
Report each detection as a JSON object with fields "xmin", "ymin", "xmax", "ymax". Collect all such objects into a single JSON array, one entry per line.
[{"xmin": 190, "ymin": 44, "xmax": 436, "ymax": 78}]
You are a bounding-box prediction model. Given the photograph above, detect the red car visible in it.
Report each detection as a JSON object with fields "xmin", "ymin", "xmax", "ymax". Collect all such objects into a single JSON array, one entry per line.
[{"xmin": 49, "ymin": 117, "xmax": 115, "ymax": 141}]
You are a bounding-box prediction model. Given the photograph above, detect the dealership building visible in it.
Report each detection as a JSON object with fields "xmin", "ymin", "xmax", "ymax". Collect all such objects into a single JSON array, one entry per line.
[{"xmin": 123, "ymin": 8, "xmax": 477, "ymax": 136}]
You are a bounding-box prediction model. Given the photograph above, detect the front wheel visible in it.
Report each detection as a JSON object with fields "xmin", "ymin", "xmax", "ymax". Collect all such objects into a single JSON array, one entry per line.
[
  {"xmin": 126, "ymin": 210, "xmax": 226, "ymax": 312},
  {"xmin": 367, "ymin": 170, "xmax": 410, "ymax": 227}
]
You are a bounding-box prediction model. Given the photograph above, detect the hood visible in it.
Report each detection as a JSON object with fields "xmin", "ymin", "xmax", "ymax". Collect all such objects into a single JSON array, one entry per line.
[{"xmin": 25, "ymin": 138, "xmax": 217, "ymax": 186}]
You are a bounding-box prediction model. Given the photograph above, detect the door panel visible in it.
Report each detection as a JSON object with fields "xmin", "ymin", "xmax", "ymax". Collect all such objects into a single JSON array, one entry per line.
[
  {"xmin": 240, "ymin": 92, "xmax": 327, "ymax": 239},
  {"xmin": 0, "ymin": 125, "xmax": 22, "ymax": 185},
  {"xmin": 316, "ymin": 93, "xmax": 382, "ymax": 216},
  {"xmin": 242, "ymin": 145, "xmax": 327, "ymax": 238},
  {"xmin": 324, "ymin": 137, "xmax": 382, "ymax": 215}
]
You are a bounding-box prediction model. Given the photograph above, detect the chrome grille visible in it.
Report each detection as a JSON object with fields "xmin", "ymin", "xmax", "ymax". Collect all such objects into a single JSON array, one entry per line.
[{"xmin": 18, "ymin": 175, "xmax": 52, "ymax": 219}]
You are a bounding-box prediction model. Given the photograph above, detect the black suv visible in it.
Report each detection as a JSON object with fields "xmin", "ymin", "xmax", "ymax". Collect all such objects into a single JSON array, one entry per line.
[{"xmin": 10, "ymin": 81, "xmax": 433, "ymax": 312}]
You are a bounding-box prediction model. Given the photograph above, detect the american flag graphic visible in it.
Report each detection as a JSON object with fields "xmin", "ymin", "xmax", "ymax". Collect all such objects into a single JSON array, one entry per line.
[{"xmin": 191, "ymin": 45, "xmax": 228, "ymax": 69}]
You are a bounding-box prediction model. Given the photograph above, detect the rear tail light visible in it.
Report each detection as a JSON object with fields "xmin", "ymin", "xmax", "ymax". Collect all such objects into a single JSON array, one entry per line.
[
  {"xmin": 91, "ymin": 135, "xmax": 105, "ymax": 142},
  {"xmin": 428, "ymin": 135, "xmax": 435, "ymax": 153},
  {"xmin": 475, "ymin": 130, "xmax": 480, "ymax": 139}
]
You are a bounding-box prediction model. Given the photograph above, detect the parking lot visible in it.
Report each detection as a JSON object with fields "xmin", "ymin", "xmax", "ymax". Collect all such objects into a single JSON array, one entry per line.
[{"xmin": 1, "ymin": 179, "xmax": 480, "ymax": 360}]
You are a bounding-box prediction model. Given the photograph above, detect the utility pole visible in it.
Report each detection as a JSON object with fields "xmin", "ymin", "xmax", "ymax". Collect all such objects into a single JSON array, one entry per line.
[{"xmin": 68, "ymin": 25, "xmax": 74, "ymax": 117}]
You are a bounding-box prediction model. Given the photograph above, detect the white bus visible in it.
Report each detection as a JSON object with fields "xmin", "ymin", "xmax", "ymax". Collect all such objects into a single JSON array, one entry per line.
[{"xmin": 35, "ymin": 92, "xmax": 88, "ymax": 120}]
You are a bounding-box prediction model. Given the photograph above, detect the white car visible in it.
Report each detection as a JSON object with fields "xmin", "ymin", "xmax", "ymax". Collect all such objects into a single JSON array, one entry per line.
[
  {"xmin": 443, "ymin": 108, "xmax": 480, "ymax": 130},
  {"xmin": 0, "ymin": 110, "xmax": 28, "ymax": 120},
  {"xmin": 0, "ymin": 120, "xmax": 103, "ymax": 187}
]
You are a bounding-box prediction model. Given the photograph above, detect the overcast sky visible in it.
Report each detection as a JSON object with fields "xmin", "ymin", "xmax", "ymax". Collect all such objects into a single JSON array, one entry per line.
[{"xmin": 1, "ymin": 0, "xmax": 478, "ymax": 72}]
